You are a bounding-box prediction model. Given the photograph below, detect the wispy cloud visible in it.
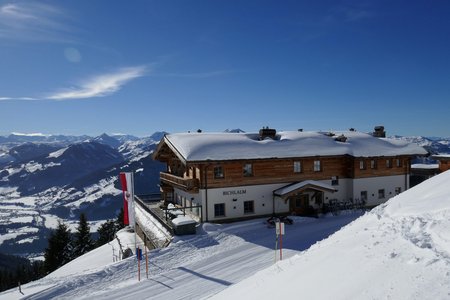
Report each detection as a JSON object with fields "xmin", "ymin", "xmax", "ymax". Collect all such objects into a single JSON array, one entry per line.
[
  {"xmin": 158, "ymin": 70, "xmax": 237, "ymax": 79},
  {"xmin": 0, "ymin": 96, "xmax": 37, "ymax": 101},
  {"xmin": 47, "ymin": 66, "xmax": 147, "ymax": 100},
  {"xmin": 0, "ymin": 2, "xmax": 73, "ymax": 42},
  {"xmin": 0, "ymin": 66, "xmax": 147, "ymax": 101}
]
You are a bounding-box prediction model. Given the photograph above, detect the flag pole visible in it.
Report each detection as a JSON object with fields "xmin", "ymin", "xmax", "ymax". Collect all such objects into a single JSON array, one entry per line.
[{"xmin": 132, "ymin": 172, "xmax": 137, "ymax": 255}]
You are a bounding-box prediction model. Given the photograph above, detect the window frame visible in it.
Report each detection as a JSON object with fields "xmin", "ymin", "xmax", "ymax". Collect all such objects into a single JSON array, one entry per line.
[
  {"xmin": 378, "ymin": 189, "xmax": 385, "ymax": 199},
  {"xmin": 243, "ymin": 200, "xmax": 255, "ymax": 214},
  {"xmin": 359, "ymin": 160, "xmax": 365, "ymax": 170},
  {"xmin": 313, "ymin": 160, "xmax": 321, "ymax": 172},
  {"xmin": 331, "ymin": 176, "xmax": 339, "ymax": 186},
  {"xmin": 294, "ymin": 161, "xmax": 302, "ymax": 173},
  {"xmin": 213, "ymin": 166, "xmax": 224, "ymax": 179},
  {"xmin": 214, "ymin": 203, "xmax": 225, "ymax": 217},
  {"xmin": 386, "ymin": 159, "xmax": 392, "ymax": 168},
  {"xmin": 370, "ymin": 160, "xmax": 377, "ymax": 169},
  {"xmin": 243, "ymin": 163, "xmax": 253, "ymax": 177},
  {"xmin": 360, "ymin": 191, "xmax": 368, "ymax": 202}
]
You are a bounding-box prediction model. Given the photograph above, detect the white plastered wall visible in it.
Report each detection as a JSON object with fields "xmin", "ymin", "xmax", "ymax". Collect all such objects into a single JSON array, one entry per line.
[{"xmin": 352, "ymin": 174, "xmax": 408, "ymax": 206}]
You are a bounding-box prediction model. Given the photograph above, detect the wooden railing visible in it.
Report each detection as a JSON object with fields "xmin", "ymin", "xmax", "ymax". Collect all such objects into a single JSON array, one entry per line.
[{"xmin": 160, "ymin": 172, "xmax": 199, "ymax": 191}]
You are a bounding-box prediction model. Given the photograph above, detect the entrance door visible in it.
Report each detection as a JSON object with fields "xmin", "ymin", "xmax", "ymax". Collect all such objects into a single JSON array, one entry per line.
[{"xmin": 291, "ymin": 194, "xmax": 309, "ymax": 215}]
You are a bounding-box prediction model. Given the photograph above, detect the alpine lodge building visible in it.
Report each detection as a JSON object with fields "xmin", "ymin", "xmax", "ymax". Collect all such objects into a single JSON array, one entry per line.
[{"xmin": 152, "ymin": 127, "xmax": 427, "ymax": 222}]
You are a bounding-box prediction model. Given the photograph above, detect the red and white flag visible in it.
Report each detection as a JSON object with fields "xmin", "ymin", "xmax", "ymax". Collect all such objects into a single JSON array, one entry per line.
[{"xmin": 119, "ymin": 172, "xmax": 135, "ymax": 228}]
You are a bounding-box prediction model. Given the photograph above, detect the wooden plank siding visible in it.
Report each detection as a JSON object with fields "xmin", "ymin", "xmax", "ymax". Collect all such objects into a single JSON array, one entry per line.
[
  {"xmin": 182, "ymin": 156, "xmax": 408, "ymax": 189},
  {"xmin": 157, "ymin": 147, "xmax": 411, "ymax": 191},
  {"xmin": 353, "ymin": 157, "xmax": 410, "ymax": 178}
]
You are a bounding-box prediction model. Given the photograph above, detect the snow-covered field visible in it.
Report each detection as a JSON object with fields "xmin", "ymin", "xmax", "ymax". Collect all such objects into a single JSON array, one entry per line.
[
  {"xmin": 2, "ymin": 170, "xmax": 450, "ymax": 299},
  {"xmin": 1, "ymin": 211, "xmax": 362, "ymax": 299}
]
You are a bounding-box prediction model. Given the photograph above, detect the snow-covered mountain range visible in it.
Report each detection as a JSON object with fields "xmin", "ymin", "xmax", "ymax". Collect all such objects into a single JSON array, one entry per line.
[
  {"xmin": 0, "ymin": 132, "xmax": 166, "ymax": 259},
  {"xmin": 0, "ymin": 132, "xmax": 449, "ymax": 259}
]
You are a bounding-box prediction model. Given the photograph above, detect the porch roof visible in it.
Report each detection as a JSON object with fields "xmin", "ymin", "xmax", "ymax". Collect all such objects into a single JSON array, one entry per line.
[{"xmin": 273, "ymin": 180, "xmax": 337, "ymax": 198}]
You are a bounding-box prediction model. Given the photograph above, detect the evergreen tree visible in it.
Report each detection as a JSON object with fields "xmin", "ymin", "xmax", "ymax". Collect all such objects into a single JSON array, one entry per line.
[
  {"xmin": 0, "ymin": 253, "xmax": 46, "ymax": 292},
  {"xmin": 73, "ymin": 213, "xmax": 94, "ymax": 258},
  {"xmin": 96, "ymin": 219, "xmax": 117, "ymax": 246},
  {"xmin": 44, "ymin": 221, "xmax": 72, "ymax": 274},
  {"xmin": 115, "ymin": 207, "xmax": 125, "ymax": 231}
]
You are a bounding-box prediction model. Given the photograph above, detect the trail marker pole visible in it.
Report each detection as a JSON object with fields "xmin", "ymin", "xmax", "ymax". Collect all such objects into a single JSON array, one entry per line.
[{"xmin": 275, "ymin": 221, "xmax": 285, "ymax": 261}]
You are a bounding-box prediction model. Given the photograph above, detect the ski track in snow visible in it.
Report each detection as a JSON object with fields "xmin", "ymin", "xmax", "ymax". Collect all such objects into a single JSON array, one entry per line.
[{"xmin": 8, "ymin": 213, "xmax": 361, "ymax": 300}]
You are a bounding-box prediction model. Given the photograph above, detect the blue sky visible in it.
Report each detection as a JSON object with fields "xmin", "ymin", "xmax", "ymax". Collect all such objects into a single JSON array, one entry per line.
[{"xmin": 1, "ymin": 1, "xmax": 449, "ymax": 137}]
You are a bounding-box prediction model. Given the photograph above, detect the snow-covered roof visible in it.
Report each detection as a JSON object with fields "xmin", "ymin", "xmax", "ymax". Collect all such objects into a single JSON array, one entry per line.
[
  {"xmin": 171, "ymin": 215, "xmax": 196, "ymax": 226},
  {"xmin": 431, "ymin": 154, "xmax": 450, "ymax": 160},
  {"xmin": 411, "ymin": 164, "xmax": 439, "ymax": 169},
  {"xmin": 162, "ymin": 130, "xmax": 428, "ymax": 162},
  {"xmin": 274, "ymin": 180, "xmax": 337, "ymax": 197}
]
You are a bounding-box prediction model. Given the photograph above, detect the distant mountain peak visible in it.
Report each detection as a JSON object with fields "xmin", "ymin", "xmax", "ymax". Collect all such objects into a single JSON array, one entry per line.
[{"xmin": 224, "ymin": 128, "xmax": 245, "ymax": 133}]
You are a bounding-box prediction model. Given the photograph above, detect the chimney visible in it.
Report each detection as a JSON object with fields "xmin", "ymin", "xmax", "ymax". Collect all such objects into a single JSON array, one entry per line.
[
  {"xmin": 259, "ymin": 127, "xmax": 277, "ymax": 140},
  {"xmin": 334, "ymin": 134, "xmax": 348, "ymax": 142},
  {"xmin": 373, "ymin": 126, "xmax": 386, "ymax": 138}
]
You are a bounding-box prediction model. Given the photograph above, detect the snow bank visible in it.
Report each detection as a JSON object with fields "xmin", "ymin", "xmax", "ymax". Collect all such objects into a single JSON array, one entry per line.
[{"xmin": 213, "ymin": 170, "xmax": 450, "ymax": 300}]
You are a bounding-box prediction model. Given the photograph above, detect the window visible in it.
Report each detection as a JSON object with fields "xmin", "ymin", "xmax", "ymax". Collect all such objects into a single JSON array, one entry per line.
[
  {"xmin": 294, "ymin": 161, "xmax": 302, "ymax": 173},
  {"xmin": 359, "ymin": 160, "xmax": 365, "ymax": 170},
  {"xmin": 243, "ymin": 163, "xmax": 253, "ymax": 177},
  {"xmin": 214, "ymin": 166, "xmax": 224, "ymax": 179},
  {"xmin": 396, "ymin": 159, "xmax": 402, "ymax": 167},
  {"xmin": 371, "ymin": 160, "xmax": 377, "ymax": 169},
  {"xmin": 360, "ymin": 191, "xmax": 368, "ymax": 202},
  {"xmin": 244, "ymin": 200, "xmax": 254, "ymax": 214},
  {"xmin": 331, "ymin": 176, "xmax": 339, "ymax": 186},
  {"xmin": 395, "ymin": 187, "xmax": 401, "ymax": 195},
  {"xmin": 386, "ymin": 159, "xmax": 392, "ymax": 168},
  {"xmin": 378, "ymin": 189, "xmax": 385, "ymax": 199},
  {"xmin": 314, "ymin": 160, "xmax": 321, "ymax": 172},
  {"xmin": 214, "ymin": 203, "xmax": 225, "ymax": 217}
]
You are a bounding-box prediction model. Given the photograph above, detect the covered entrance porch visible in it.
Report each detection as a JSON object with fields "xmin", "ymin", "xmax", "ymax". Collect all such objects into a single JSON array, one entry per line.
[{"xmin": 273, "ymin": 180, "xmax": 337, "ymax": 216}]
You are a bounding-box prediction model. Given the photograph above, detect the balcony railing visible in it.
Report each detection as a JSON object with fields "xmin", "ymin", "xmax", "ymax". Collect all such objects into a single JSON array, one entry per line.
[{"xmin": 160, "ymin": 172, "xmax": 199, "ymax": 191}]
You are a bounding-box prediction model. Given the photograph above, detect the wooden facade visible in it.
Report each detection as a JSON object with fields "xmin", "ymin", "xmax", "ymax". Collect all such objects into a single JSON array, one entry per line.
[
  {"xmin": 431, "ymin": 155, "xmax": 450, "ymax": 173},
  {"xmin": 157, "ymin": 154, "xmax": 411, "ymax": 192},
  {"xmin": 153, "ymin": 129, "xmax": 426, "ymax": 221}
]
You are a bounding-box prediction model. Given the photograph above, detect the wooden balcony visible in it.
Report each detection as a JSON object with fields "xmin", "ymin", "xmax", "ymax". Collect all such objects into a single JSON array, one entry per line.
[{"xmin": 160, "ymin": 172, "xmax": 200, "ymax": 192}]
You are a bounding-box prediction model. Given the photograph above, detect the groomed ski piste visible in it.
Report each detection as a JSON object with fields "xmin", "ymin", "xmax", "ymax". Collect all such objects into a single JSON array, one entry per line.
[{"xmin": 2, "ymin": 170, "xmax": 450, "ymax": 299}]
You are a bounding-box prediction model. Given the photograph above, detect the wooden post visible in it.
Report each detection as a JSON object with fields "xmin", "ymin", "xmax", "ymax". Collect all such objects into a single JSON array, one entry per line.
[{"xmin": 279, "ymin": 231, "xmax": 283, "ymax": 261}]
